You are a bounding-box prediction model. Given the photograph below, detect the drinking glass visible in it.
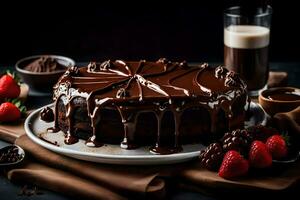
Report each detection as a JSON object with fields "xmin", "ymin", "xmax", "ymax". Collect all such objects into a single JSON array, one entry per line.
[{"xmin": 224, "ymin": 5, "xmax": 272, "ymax": 96}]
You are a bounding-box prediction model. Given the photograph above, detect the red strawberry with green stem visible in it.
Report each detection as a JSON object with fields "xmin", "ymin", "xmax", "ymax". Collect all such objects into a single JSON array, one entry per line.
[
  {"xmin": 0, "ymin": 74, "xmax": 20, "ymax": 99},
  {"xmin": 0, "ymin": 102, "xmax": 21, "ymax": 122},
  {"xmin": 218, "ymin": 150, "xmax": 249, "ymax": 179},
  {"xmin": 266, "ymin": 135, "xmax": 288, "ymax": 160},
  {"xmin": 249, "ymin": 140, "xmax": 272, "ymax": 168}
]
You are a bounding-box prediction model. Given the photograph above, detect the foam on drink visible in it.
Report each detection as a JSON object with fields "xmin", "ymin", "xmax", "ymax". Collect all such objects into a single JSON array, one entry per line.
[{"xmin": 224, "ymin": 25, "xmax": 270, "ymax": 49}]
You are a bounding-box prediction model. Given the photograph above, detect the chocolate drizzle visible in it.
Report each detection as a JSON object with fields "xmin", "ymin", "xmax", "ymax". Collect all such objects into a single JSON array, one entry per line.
[
  {"xmin": 215, "ymin": 66, "xmax": 228, "ymax": 79},
  {"xmin": 38, "ymin": 136, "xmax": 59, "ymax": 146},
  {"xmin": 225, "ymin": 71, "xmax": 243, "ymax": 87},
  {"xmin": 117, "ymin": 106, "xmax": 138, "ymax": 149},
  {"xmin": 51, "ymin": 59, "xmax": 248, "ymax": 154}
]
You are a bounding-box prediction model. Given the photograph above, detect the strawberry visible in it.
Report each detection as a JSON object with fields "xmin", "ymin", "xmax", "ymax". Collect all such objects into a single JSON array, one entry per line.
[
  {"xmin": 249, "ymin": 141, "xmax": 272, "ymax": 168},
  {"xmin": 0, "ymin": 74, "xmax": 20, "ymax": 99},
  {"xmin": 0, "ymin": 102, "xmax": 21, "ymax": 122},
  {"xmin": 218, "ymin": 150, "xmax": 249, "ymax": 179},
  {"xmin": 266, "ymin": 135, "xmax": 288, "ymax": 160}
]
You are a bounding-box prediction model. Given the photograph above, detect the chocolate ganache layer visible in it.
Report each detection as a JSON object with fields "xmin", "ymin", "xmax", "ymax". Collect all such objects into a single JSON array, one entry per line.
[{"xmin": 49, "ymin": 59, "xmax": 248, "ymax": 154}]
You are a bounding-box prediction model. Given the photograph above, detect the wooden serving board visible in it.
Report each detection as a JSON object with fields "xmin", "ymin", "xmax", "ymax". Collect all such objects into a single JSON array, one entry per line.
[
  {"xmin": 0, "ymin": 119, "xmax": 26, "ymax": 143},
  {"xmin": 180, "ymin": 162, "xmax": 300, "ymax": 192}
]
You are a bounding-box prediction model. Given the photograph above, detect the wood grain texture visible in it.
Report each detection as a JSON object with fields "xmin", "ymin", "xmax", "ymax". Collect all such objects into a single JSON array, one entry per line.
[{"xmin": 0, "ymin": 120, "xmax": 25, "ymax": 143}]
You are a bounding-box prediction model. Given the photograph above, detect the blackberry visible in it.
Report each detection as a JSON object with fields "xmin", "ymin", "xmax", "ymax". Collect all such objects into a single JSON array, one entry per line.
[
  {"xmin": 199, "ymin": 143, "xmax": 224, "ymax": 171},
  {"xmin": 221, "ymin": 129, "xmax": 253, "ymax": 156},
  {"xmin": 246, "ymin": 125, "xmax": 278, "ymax": 142}
]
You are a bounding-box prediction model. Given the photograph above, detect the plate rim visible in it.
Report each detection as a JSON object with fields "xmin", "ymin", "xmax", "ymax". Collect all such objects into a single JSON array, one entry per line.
[
  {"xmin": 25, "ymin": 105, "xmax": 201, "ymax": 160},
  {"xmin": 24, "ymin": 102, "xmax": 267, "ymax": 163}
]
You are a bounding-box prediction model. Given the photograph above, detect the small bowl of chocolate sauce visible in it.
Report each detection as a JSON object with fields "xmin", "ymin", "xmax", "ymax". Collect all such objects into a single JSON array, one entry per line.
[{"xmin": 259, "ymin": 87, "xmax": 300, "ymax": 116}]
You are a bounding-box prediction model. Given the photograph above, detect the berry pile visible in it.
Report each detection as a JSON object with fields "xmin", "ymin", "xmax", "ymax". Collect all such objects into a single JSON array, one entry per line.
[
  {"xmin": 0, "ymin": 72, "xmax": 26, "ymax": 122},
  {"xmin": 199, "ymin": 125, "xmax": 288, "ymax": 179}
]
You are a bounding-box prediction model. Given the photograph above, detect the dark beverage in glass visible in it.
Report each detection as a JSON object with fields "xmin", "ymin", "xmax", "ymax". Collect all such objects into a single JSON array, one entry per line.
[{"xmin": 224, "ymin": 6, "xmax": 272, "ymax": 96}]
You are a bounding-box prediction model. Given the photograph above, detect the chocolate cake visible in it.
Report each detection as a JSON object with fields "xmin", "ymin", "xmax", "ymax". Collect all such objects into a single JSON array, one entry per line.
[{"xmin": 49, "ymin": 59, "xmax": 248, "ymax": 154}]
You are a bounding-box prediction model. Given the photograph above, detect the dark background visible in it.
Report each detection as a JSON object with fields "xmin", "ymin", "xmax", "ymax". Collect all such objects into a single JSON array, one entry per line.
[{"xmin": 0, "ymin": 0, "xmax": 299, "ymax": 66}]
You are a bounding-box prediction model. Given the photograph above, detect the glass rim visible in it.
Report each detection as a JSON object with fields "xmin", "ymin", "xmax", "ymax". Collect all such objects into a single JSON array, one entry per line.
[{"xmin": 224, "ymin": 5, "xmax": 272, "ymax": 18}]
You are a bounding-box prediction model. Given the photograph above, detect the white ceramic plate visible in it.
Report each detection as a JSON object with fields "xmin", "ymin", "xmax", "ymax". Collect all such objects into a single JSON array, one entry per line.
[{"xmin": 25, "ymin": 102, "xmax": 266, "ymax": 165}]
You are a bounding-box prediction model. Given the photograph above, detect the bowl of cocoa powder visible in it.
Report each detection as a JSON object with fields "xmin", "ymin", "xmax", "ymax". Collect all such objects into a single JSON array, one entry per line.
[{"xmin": 15, "ymin": 55, "xmax": 75, "ymax": 94}]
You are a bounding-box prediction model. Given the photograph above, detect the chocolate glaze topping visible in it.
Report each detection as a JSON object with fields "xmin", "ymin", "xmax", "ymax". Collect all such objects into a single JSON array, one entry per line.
[{"xmin": 51, "ymin": 59, "xmax": 248, "ymax": 154}]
